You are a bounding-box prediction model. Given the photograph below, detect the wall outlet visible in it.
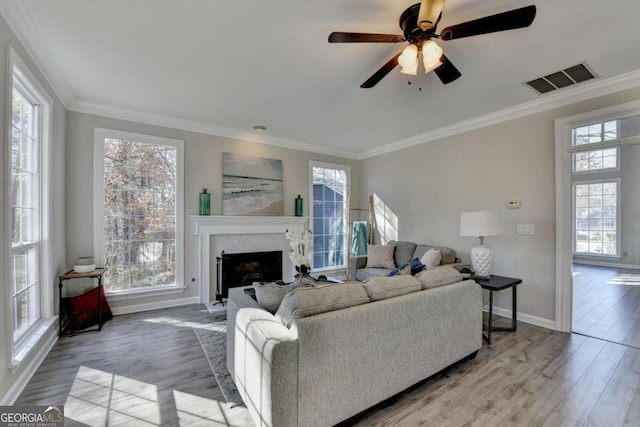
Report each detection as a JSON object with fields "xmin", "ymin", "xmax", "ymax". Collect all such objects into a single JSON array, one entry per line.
[
  {"xmin": 517, "ymin": 224, "xmax": 534, "ymax": 235},
  {"xmin": 507, "ymin": 200, "xmax": 521, "ymax": 209}
]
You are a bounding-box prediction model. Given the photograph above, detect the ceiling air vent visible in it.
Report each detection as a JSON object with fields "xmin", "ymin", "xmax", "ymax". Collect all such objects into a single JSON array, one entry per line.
[{"xmin": 525, "ymin": 63, "xmax": 596, "ymax": 94}]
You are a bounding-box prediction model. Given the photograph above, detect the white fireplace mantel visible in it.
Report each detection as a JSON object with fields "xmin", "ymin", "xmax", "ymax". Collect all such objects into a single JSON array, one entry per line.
[{"xmin": 190, "ymin": 215, "xmax": 308, "ymax": 303}]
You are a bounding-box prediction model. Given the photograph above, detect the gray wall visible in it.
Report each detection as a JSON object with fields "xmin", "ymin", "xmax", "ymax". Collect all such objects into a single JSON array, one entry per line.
[
  {"xmin": 66, "ymin": 111, "xmax": 361, "ymax": 311},
  {"xmin": 359, "ymin": 86, "xmax": 640, "ymax": 325},
  {"xmin": 0, "ymin": 16, "xmax": 67, "ymax": 402}
]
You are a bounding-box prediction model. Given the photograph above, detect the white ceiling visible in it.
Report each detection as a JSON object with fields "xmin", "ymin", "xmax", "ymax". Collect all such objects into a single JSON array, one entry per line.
[{"xmin": 3, "ymin": 0, "xmax": 640, "ymax": 159}]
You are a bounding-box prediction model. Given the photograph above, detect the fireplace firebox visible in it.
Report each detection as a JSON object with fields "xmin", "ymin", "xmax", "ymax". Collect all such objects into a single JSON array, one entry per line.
[{"xmin": 216, "ymin": 250, "xmax": 283, "ymax": 302}]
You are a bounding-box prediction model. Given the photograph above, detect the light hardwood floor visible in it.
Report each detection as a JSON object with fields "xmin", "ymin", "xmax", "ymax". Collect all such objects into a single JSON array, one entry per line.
[
  {"xmin": 17, "ymin": 303, "xmax": 640, "ymax": 426},
  {"xmin": 573, "ymin": 264, "xmax": 640, "ymax": 347}
]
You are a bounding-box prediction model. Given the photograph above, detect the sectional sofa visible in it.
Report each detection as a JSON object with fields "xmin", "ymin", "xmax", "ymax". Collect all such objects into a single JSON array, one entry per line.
[{"xmin": 227, "ymin": 270, "xmax": 482, "ymax": 427}]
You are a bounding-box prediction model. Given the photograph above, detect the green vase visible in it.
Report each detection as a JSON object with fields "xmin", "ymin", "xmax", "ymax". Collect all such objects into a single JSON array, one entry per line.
[{"xmin": 199, "ymin": 188, "xmax": 210, "ymax": 215}]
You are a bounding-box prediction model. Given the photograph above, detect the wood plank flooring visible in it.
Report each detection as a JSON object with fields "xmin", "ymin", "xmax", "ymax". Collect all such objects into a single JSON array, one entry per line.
[
  {"xmin": 16, "ymin": 302, "xmax": 640, "ymax": 426},
  {"xmin": 573, "ymin": 264, "xmax": 640, "ymax": 347}
]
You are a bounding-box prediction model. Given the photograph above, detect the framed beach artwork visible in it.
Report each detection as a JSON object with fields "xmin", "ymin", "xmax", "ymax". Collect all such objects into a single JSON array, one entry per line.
[{"xmin": 222, "ymin": 153, "xmax": 284, "ymax": 216}]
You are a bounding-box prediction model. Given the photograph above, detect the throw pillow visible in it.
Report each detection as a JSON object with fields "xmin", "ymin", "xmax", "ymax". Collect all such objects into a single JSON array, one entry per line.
[
  {"xmin": 275, "ymin": 282, "xmax": 370, "ymax": 327},
  {"xmin": 415, "ymin": 266, "xmax": 463, "ymax": 289},
  {"xmin": 361, "ymin": 276, "xmax": 422, "ymax": 301},
  {"xmin": 253, "ymin": 281, "xmax": 309, "ymax": 313},
  {"xmin": 409, "ymin": 258, "xmax": 426, "ymax": 275},
  {"xmin": 420, "ymin": 248, "xmax": 442, "ymax": 269},
  {"xmin": 366, "ymin": 244, "xmax": 395, "ymax": 269}
]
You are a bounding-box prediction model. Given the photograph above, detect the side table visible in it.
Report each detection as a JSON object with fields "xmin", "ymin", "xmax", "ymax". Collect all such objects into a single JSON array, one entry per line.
[
  {"xmin": 58, "ymin": 268, "xmax": 106, "ymax": 336},
  {"xmin": 474, "ymin": 275, "xmax": 523, "ymax": 345}
]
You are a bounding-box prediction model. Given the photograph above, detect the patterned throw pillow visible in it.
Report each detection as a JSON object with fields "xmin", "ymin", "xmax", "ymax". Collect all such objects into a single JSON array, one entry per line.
[
  {"xmin": 420, "ymin": 248, "xmax": 442, "ymax": 270},
  {"xmin": 366, "ymin": 244, "xmax": 396, "ymax": 269}
]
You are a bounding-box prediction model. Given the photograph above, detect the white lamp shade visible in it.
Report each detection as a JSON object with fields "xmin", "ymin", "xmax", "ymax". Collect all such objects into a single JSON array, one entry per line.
[{"xmin": 460, "ymin": 211, "xmax": 501, "ymax": 237}]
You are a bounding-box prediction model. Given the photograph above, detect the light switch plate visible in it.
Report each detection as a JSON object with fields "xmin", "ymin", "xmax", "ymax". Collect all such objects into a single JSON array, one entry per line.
[
  {"xmin": 517, "ymin": 224, "xmax": 534, "ymax": 235},
  {"xmin": 507, "ymin": 200, "xmax": 521, "ymax": 209}
]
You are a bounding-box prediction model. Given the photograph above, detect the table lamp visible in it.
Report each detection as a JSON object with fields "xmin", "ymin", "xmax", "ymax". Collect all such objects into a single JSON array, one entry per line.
[{"xmin": 460, "ymin": 211, "xmax": 501, "ymax": 279}]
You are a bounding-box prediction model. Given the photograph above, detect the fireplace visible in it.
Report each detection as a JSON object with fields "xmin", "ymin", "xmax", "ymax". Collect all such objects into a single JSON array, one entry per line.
[
  {"xmin": 190, "ymin": 215, "xmax": 308, "ymax": 306},
  {"xmin": 216, "ymin": 250, "xmax": 283, "ymax": 301}
]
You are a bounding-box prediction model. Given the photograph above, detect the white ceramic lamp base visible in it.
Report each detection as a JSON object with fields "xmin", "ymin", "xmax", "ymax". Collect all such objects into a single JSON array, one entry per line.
[{"xmin": 470, "ymin": 244, "xmax": 493, "ymax": 279}]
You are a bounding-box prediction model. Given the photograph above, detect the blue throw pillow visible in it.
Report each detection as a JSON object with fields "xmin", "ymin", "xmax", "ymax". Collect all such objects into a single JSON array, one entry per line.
[
  {"xmin": 388, "ymin": 262, "xmax": 409, "ymax": 277},
  {"xmin": 409, "ymin": 258, "xmax": 426, "ymax": 275}
]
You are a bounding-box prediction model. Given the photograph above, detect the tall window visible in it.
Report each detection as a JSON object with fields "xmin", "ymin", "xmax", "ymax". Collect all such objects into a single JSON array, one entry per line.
[
  {"xmin": 94, "ymin": 129, "xmax": 184, "ymax": 294},
  {"xmin": 570, "ymin": 117, "xmax": 627, "ymax": 257},
  {"xmin": 573, "ymin": 180, "xmax": 619, "ymax": 256},
  {"xmin": 7, "ymin": 50, "xmax": 52, "ymax": 357},
  {"xmin": 310, "ymin": 162, "xmax": 349, "ymax": 270}
]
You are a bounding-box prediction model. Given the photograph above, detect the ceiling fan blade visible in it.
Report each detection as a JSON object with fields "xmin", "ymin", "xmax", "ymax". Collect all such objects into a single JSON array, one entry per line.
[
  {"xmin": 360, "ymin": 52, "xmax": 402, "ymax": 88},
  {"xmin": 417, "ymin": 0, "xmax": 446, "ymax": 30},
  {"xmin": 328, "ymin": 32, "xmax": 404, "ymax": 43},
  {"xmin": 440, "ymin": 5, "xmax": 536, "ymax": 41},
  {"xmin": 434, "ymin": 55, "xmax": 461, "ymax": 84}
]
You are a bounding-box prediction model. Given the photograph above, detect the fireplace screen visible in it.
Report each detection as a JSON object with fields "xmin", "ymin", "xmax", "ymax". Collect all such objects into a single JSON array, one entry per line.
[{"xmin": 216, "ymin": 250, "xmax": 283, "ymax": 301}]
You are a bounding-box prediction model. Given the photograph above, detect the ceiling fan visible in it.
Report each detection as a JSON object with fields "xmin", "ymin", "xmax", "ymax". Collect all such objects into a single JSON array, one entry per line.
[{"xmin": 328, "ymin": 0, "xmax": 536, "ymax": 88}]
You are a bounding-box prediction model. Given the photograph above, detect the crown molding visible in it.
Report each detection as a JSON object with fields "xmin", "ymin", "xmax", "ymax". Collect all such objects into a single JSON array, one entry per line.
[
  {"xmin": 0, "ymin": 0, "xmax": 72, "ymax": 106},
  {"xmin": 358, "ymin": 68, "xmax": 640, "ymax": 159},
  {"xmin": 68, "ymin": 99, "xmax": 360, "ymax": 160}
]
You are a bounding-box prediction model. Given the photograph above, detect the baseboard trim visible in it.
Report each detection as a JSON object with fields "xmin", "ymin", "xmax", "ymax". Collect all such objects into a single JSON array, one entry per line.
[
  {"xmin": 485, "ymin": 306, "xmax": 556, "ymax": 331},
  {"xmin": 110, "ymin": 296, "xmax": 200, "ymax": 316},
  {"xmin": 0, "ymin": 322, "xmax": 58, "ymax": 405},
  {"xmin": 573, "ymin": 260, "xmax": 640, "ymax": 269}
]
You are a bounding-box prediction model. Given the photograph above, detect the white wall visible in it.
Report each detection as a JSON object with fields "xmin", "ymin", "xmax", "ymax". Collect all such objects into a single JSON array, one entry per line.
[
  {"xmin": 0, "ymin": 16, "xmax": 66, "ymax": 403},
  {"xmin": 66, "ymin": 111, "xmax": 361, "ymax": 312},
  {"xmin": 359, "ymin": 86, "xmax": 640, "ymax": 326}
]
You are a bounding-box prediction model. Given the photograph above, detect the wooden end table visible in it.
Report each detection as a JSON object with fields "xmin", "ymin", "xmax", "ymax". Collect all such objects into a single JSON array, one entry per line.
[
  {"xmin": 58, "ymin": 268, "xmax": 106, "ymax": 336},
  {"xmin": 474, "ymin": 275, "xmax": 523, "ymax": 345}
]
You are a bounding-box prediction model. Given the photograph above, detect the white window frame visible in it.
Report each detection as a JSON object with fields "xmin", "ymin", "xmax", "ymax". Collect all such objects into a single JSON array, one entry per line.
[
  {"xmin": 572, "ymin": 178, "xmax": 621, "ymax": 258},
  {"xmin": 93, "ymin": 128, "xmax": 185, "ymax": 299},
  {"xmin": 309, "ymin": 161, "xmax": 350, "ymax": 272},
  {"xmin": 571, "ymin": 146, "xmax": 620, "ymax": 174},
  {"xmin": 5, "ymin": 47, "xmax": 54, "ymax": 366}
]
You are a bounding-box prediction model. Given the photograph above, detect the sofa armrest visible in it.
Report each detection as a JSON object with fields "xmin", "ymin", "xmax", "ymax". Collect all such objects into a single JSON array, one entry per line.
[
  {"xmin": 234, "ymin": 307, "xmax": 299, "ymax": 427},
  {"xmin": 349, "ymin": 255, "xmax": 368, "ymax": 280}
]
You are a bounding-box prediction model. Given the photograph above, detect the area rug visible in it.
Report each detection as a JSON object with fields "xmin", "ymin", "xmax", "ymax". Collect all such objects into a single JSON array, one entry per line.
[{"xmin": 194, "ymin": 321, "xmax": 244, "ymax": 407}]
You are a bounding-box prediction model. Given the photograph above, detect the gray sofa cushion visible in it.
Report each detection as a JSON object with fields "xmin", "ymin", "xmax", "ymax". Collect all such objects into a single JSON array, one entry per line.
[
  {"xmin": 415, "ymin": 266, "xmax": 463, "ymax": 289},
  {"xmin": 389, "ymin": 241, "xmax": 418, "ymax": 266},
  {"xmin": 355, "ymin": 267, "xmax": 391, "ymax": 281},
  {"xmin": 414, "ymin": 244, "xmax": 457, "ymax": 265},
  {"xmin": 361, "ymin": 276, "xmax": 422, "ymax": 301},
  {"xmin": 275, "ymin": 282, "xmax": 370, "ymax": 327}
]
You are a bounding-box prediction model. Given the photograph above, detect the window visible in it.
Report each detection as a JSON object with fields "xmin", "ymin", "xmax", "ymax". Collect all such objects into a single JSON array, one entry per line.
[
  {"xmin": 310, "ymin": 162, "xmax": 350, "ymax": 270},
  {"xmin": 7, "ymin": 48, "xmax": 53, "ymax": 360},
  {"xmin": 573, "ymin": 147, "xmax": 618, "ymax": 173},
  {"xmin": 94, "ymin": 129, "xmax": 184, "ymax": 294},
  {"xmin": 573, "ymin": 180, "xmax": 619, "ymax": 256}
]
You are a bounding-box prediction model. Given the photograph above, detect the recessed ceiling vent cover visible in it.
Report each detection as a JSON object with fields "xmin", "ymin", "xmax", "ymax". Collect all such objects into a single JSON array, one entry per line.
[{"xmin": 525, "ymin": 63, "xmax": 596, "ymax": 94}]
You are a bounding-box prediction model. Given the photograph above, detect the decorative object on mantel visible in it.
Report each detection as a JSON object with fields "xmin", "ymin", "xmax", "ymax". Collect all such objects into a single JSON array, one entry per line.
[
  {"xmin": 199, "ymin": 188, "xmax": 210, "ymax": 215},
  {"xmin": 285, "ymin": 228, "xmax": 313, "ymax": 279},
  {"xmin": 460, "ymin": 211, "xmax": 501, "ymax": 279},
  {"xmin": 295, "ymin": 194, "xmax": 304, "ymax": 217},
  {"xmin": 221, "ymin": 152, "xmax": 283, "ymax": 216}
]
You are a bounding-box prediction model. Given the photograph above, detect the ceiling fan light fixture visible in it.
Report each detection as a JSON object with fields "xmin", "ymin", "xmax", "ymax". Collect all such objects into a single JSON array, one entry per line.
[
  {"xmin": 398, "ymin": 44, "xmax": 419, "ymax": 69},
  {"xmin": 400, "ymin": 63, "xmax": 419, "ymax": 76},
  {"xmin": 422, "ymin": 40, "xmax": 443, "ymax": 72}
]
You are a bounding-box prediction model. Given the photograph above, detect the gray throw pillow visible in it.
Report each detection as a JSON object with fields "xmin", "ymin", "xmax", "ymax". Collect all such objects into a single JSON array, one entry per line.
[
  {"xmin": 366, "ymin": 244, "xmax": 395, "ymax": 269},
  {"xmin": 253, "ymin": 281, "xmax": 306, "ymax": 313},
  {"xmin": 415, "ymin": 266, "xmax": 463, "ymax": 290}
]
